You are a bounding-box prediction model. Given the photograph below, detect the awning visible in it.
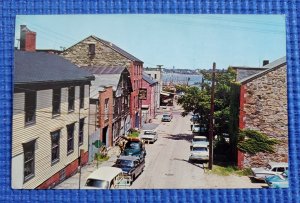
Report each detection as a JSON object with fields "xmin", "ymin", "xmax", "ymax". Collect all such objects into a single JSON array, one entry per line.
[{"xmin": 142, "ymin": 105, "xmax": 149, "ymax": 109}]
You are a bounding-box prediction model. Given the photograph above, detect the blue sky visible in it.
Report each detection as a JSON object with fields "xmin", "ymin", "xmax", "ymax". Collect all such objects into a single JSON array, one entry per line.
[{"xmin": 15, "ymin": 14, "xmax": 286, "ymax": 69}]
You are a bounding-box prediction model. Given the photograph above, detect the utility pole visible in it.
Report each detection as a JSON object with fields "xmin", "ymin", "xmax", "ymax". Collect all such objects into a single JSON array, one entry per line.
[{"xmin": 208, "ymin": 62, "xmax": 216, "ymax": 170}]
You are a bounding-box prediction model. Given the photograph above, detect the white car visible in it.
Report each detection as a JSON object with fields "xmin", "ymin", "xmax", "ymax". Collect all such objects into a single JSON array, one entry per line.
[
  {"xmin": 140, "ymin": 130, "xmax": 158, "ymax": 143},
  {"xmin": 189, "ymin": 143, "xmax": 209, "ymax": 162},
  {"xmin": 84, "ymin": 166, "xmax": 123, "ymax": 189},
  {"xmin": 251, "ymin": 162, "xmax": 288, "ymax": 180},
  {"xmin": 191, "ymin": 136, "xmax": 209, "ymax": 146}
]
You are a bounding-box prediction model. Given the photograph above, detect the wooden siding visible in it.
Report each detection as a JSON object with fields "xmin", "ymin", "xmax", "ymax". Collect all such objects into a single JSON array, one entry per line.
[{"xmin": 12, "ymin": 85, "xmax": 90, "ymax": 189}]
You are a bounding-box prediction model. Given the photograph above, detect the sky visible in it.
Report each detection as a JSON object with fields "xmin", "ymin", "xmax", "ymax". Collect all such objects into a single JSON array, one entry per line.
[{"xmin": 15, "ymin": 14, "xmax": 286, "ymax": 69}]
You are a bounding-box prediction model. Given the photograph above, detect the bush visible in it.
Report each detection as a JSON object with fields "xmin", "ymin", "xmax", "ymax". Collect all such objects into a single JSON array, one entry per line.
[{"xmin": 237, "ymin": 129, "xmax": 279, "ymax": 155}]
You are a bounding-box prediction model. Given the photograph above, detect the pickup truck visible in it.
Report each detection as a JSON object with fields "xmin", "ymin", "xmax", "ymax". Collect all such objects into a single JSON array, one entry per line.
[
  {"xmin": 113, "ymin": 155, "xmax": 145, "ymax": 185},
  {"xmin": 140, "ymin": 130, "xmax": 158, "ymax": 143}
]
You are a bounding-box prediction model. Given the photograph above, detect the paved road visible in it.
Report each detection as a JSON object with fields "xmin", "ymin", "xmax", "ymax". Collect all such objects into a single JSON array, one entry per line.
[{"xmin": 131, "ymin": 105, "xmax": 266, "ymax": 189}]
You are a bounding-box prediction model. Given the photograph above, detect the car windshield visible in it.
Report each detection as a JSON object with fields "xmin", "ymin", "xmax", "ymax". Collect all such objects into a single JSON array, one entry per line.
[
  {"xmin": 193, "ymin": 138, "xmax": 207, "ymax": 142},
  {"xmin": 192, "ymin": 147, "xmax": 207, "ymax": 152},
  {"xmin": 264, "ymin": 164, "xmax": 272, "ymax": 170},
  {"xmin": 194, "ymin": 125, "xmax": 200, "ymax": 128},
  {"xmin": 125, "ymin": 142, "xmax": 140, "ymax": 149},
  {"xmin": 116, "ymin": 159, "xmax": 134, "ymax": 167},
  {"xmin": 144, "ymin": 131, "xmax": 155, "ymax": 135},
  {"xmin": 85, "ymin": 179, "xmax": 109, "ymax": 189},
  {"xmin": 163, "ymin": 115, "xmax": 170, "ymax": 118}
]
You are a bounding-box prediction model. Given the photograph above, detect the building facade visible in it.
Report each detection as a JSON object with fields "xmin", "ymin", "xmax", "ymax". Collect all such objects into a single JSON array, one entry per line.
[
  {"xmin": 238, "ymin": 57, "xmax": 288, "ymax": 168},
  {"xmin": 12, "ymin": 49, "xmax": 94, "ymax": 189},
  {"xmin": 87, "ymin": 67, "xmax": 132, "ymax": 149},
  {"xmin": 144, "ymin": 66, "xmax": 162, "ymax": 109},
  {"xmin": 60, "ymin": 35, "xmax": 143, "ymax": 129},
  {"xmin": 141, "ymin": 73, "xmax": 158, "ymax": 124}
]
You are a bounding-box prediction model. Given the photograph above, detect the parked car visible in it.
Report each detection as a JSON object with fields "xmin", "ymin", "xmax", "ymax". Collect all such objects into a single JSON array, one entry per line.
[
  {"xmin": 265, "ymin": 170, "xmax": 288, "ymax": 188},
  {"xmin": 162, "ymin": 113, "xmax": 172, "ymax": 122},
  {"xmin": 191, "ymin": 136, "xmax": 209, "ymax": 147},
  {"xmin": 251, "ymin": 162, "xmax": 288, "ymax": 180},
  {"xmin": 120, "ymin": 138, "xmax": 146, "ymax": 159},
  {"xmin": 189, "ymin": 143, "xmax": 209, "ymax": 162},
  {"xmin": 113, "ymin": 155, "xmax": 145, "ymax": 185},
  {"xmin": 83, "ymin": 166, "xmax": 123, "ymax": 189},
  {"xmin": 140, "ymin": 130, "xmax": 158, "ymax": 143},
  {"xmin": 192, "ymin": 124, "xmax": 207, "ymax": 133},
  {"xmin": 190, "ymin": 114, "xmax": 200, "ymax": 123}
]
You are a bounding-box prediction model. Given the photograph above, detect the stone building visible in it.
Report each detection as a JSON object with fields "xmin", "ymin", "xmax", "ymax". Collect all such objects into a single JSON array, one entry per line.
[
  {"xmin": 60, "ymin": 36, "xmax": 143, "ymax": 129},
  {"xmin": 238, "ymin": 56, "xmax": 287, "ymax": 168}
]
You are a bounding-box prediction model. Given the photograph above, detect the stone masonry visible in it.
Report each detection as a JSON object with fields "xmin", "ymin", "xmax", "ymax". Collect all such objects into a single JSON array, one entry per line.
[{"xmin": 241, "ymin": 65, "xmax": 288, "ymax": 167}]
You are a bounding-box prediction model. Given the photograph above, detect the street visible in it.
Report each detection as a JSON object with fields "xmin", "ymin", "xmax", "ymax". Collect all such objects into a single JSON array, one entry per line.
[{"xmin": 131, "ymin": 105, "xmax": 265, "ymax": 189}]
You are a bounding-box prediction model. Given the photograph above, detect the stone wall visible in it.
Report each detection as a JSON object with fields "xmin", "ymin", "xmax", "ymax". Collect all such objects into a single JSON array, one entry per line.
[
  {"xmin": 242, "ymin": 65, "xmax": 288, "ymax": 167},
  {"xmin": 60, "ymin": 36, "xmax": 131, "ymax": 67}
]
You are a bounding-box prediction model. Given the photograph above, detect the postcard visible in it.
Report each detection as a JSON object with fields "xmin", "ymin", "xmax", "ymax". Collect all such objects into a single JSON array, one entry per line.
[{"xmin": 12, "ymin": 14, "xmax": 287, "ymax": 189}]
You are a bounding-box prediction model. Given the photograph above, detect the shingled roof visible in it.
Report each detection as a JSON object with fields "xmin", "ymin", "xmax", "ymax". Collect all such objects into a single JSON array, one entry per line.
[
  {"xmin": 14, "ymin": 50, "xmax": 94, "ymax": 85},
  {"xmin": 239, "ymin": 56, "xmax": 286, "ymax": 84}
]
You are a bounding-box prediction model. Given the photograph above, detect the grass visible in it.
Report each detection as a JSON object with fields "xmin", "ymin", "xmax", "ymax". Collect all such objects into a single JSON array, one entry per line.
[
  {"xmin": 128, "ymin": 131, "xmax": 140, "ymax": 138},
  {"xmin": 208, "ymin": 165, "xmax": 252, "ymax": 176}
]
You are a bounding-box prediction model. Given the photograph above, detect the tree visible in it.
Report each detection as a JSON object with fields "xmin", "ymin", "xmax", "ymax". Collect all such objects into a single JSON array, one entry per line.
[{"xmin": 177, "ymin": 67, "xmax": 236, "ymax": 139}]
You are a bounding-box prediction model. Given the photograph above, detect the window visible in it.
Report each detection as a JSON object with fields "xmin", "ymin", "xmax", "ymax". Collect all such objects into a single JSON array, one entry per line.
[
  {"xmin": 52, "ymin": 88, "xmax": 61, "ymax": 116},
  {"xmin": 25, "ymin": 91, "xmax": 36, "ymax": 125},
  {"xmin": 154, "ymin": 74, "xmax": 157, "ymax": 79},
  {"xmin": 23, "ymin": 140, "xmax": 35, "ymax": 182},
  {"xmin": 104, "ymin": 98, "xmax": 109, "ymax": 120},
  {"xmin": 79, "ymin": 85, "xmax": 84, "ymax": 109},
  {"xmin": 79, "ymin": 118, "xmax": 84, "ymax": 146},
  {"xmin": 68, "ymin": 86, "xmax": 75, "ymax": 112},
  {"xmin": 67, "ymin": 123, "xmax": 75, "ymax": 154},
  {"xmin": 51, "ymin": 130, "xmax": 60, "ymax": 164},
  {"xmin": 88, "ymin": 44, "xmax": 95, "ymax": 55}
]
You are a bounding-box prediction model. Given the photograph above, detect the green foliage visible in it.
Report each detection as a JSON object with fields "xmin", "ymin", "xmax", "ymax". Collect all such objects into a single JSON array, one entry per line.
[
  {"xmin": 128, "ymin": 131, "xmax": 140, "ymax": 137},
  {"xmin": 209, "ymin": 165, "xmax": 251, "ymax": 176},
  {"xmin": 94, "ymin": 153, "xmax": 109, "ymax": 161},
  {"xmin": 228, "ymin": 82, "xmax": 241, "ymax": 161},
  {"xmin": 237, "ymin": 129, "xmax": 280, "ymax": 155},
  {"xmin": 177, "ymin": 68, "xmax": 237, "ymax": 140}
]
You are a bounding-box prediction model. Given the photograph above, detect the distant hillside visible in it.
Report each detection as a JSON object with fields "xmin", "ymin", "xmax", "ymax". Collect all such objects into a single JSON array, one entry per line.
[{"xmin": 162, "ymin": 68, "xmax": 199, "ymax": 75}]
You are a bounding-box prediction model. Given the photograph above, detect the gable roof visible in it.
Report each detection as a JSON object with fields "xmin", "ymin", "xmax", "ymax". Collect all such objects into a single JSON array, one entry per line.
[
  {"xmin": 240, "ymin": 56, "xmax": 286, "ymax": 84},
  {"xmin": 231, "ymin": 67, "xmax": 268, "ymax": 82},
  {"xmin": 63, "ymin": 35, "xmax": 143, "ymax": 63},
  {"xmin": 14, "ymin": 50, "xmax": 94, "ymax": 85},
  {"xmin": 142, "ymin": 72, "xmax": 157, "ymax": 85},
  {"xmin": 84, "ymin": 66, "xmax": 131, "ymax": 99}
]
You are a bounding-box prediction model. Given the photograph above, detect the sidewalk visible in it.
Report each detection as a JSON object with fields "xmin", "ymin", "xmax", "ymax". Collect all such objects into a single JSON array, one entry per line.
[{"xmin": 54, "ymin": 146, "xmax": 121, "ymax": 189}]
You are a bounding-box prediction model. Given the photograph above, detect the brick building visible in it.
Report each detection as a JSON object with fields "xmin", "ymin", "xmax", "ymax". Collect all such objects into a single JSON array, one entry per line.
[
  {"xmin": 60, "ymin": 36, "xmax": 143, "ymax": 129},
  {"xmin": 141, "ymin": 73, "xmax": 158, "ymax": 124},
  {"xmin": 238, "ymin": 57, "xmax": 288, "ymax": 168},
  {"xmin": 88, "ymin": 67, "xmax": 132, "ymax": 151}
]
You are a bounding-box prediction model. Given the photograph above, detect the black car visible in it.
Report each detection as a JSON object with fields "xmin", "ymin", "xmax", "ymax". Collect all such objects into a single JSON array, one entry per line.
[
  {"xmin": 190, "ymin": 114, "xmax": 200, "ymax": 123},
  {"xmin": 120, "ymin": 139, "xmax": 146, "ymax": 159},
  {"xmin": 113, "ymin": 155, "xmax": 145, "ymax": 184}
]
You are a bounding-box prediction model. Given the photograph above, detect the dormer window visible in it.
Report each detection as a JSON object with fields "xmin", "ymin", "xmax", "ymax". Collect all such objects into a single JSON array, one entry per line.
[{"xmin": 88, "ymin": 44, "xmax": 95, "ymax": 56}]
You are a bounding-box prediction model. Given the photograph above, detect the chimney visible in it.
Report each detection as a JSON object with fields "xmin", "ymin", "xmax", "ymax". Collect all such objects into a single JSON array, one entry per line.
[
  {"xmin": 263, "ymin": 60, "xmax": 269, "ymax": 66},
  {"xmin": 20, "ymin": 25, "xmax": 36, "ymax": 52}
]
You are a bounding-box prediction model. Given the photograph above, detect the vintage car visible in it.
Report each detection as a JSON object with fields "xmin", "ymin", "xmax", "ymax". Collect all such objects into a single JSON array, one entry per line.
[
  {"xmin": 192, "ymin": 124, "xmax": 207, "ymax": 133},
  {"xmin": 140, "ymin": 130, "xmax": 158, "ymax": 143},
  {"xmin": 251, "ymin": 162, "xmax": 288, "ymax": 180},
  {"xmin": 120, "ymin": 138, "xmax": 146, "ymax": 159},
  {"xmin": 265, "ymin": 170, "xmax": 288, "ymax": 188},
  {"xmin": 83, "ymin": 166, "xmax": 123, "ymax": 189},
  {"xmin": 113, "ymin": 155, "xmax": 145, "ymax": 185},
  {"xmin": 190, "ymin": 114, "xmax": 200, "ymax": 123},
  {"xmin": 189, "ymin": 143, "xmax": 209, "ymax": 162},
  {"xmin": 161, "ymin": 113, "xmax": 172, "ymax": 122},
  {"xmin": 191, "ymin": 136, "xmax": 209, "ymax": 147}
]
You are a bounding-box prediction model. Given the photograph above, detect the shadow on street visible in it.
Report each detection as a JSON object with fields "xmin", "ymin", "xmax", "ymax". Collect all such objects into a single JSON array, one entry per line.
[{"xmin": 163, "ymin": 133, "xmax": 194, "ymax": 142}]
